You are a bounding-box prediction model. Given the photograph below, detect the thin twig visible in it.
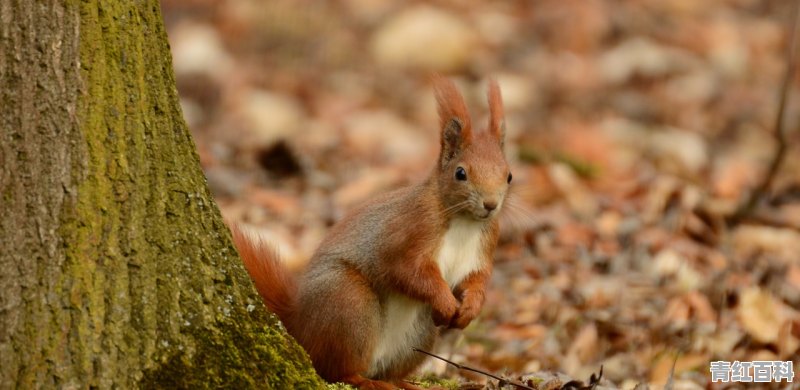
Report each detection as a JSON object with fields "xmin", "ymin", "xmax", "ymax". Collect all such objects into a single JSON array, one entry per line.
[
  {"xmin": 412, "ymin": 348, "xmax": 535, "ymax": 390},
  {"xmin": 664, "ymin": 353, "xmax": 679, "ymax": 390},
  {"xmin": 731, "ymin": 2, "xmax": 800, "ymax": 224}
]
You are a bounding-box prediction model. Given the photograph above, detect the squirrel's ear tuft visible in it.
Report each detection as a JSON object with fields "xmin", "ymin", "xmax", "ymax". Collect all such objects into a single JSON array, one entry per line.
[
  {"xmin": 487, "ymin": 78, "xmax": 505, "ymax": 147},
  {"xmin": 432, "ymin": 75, "xmax": 472, "ymax": 164}
]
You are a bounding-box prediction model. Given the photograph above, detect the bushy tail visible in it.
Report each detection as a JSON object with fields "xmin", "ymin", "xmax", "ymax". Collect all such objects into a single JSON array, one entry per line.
[{"xmin": 230, "ymin": 224, "xmax": 297, "ymax": 322}]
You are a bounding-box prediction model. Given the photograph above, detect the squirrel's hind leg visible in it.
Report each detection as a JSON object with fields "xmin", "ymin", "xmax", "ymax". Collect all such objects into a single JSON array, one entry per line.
[
  {"xmin": 293, "ymin": 264, "xmax": 381, "ymax": 383},
  {"xmin": 376, "ymin": 316, "xmax": 438, "ymax": 384},
  {"xmin": 340, "ymin": 374, "xmax": 398, "ymax": 390},
  {"xmin": 392, "ymin": 380, "xmax": 426, "ymax": 390}
]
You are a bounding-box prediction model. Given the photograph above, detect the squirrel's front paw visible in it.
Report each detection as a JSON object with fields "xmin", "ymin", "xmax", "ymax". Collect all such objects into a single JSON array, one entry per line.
[
  {"xmin": 449, "ymin": 290, "xmax": 483, "ymax": 329},
  {"xmin": 431, "ymin": 293, "xmax": 459, "ymax": 327}
]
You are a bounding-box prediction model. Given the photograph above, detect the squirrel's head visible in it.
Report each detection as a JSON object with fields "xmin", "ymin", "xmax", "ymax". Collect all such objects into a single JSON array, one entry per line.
[{"xmin": 432, "ymin": 76, "xmax": 510, "ymax": 222}]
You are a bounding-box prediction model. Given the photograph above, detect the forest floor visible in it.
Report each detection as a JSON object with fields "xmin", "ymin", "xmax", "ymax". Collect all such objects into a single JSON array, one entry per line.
[{"xmin": 161, "ymin": 1, "xmax": 800, "ymax": 388}]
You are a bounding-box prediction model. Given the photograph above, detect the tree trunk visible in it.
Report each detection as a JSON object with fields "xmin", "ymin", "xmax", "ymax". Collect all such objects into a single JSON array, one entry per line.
[{"xmin": 0, "ymin": 1, "xmax": 322, "ymax": 388}]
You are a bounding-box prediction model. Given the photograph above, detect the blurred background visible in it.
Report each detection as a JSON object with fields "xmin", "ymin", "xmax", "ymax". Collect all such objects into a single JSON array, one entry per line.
[{"xmin": 161, "ymin": 0, "xmax": 800, "ymax": 387}]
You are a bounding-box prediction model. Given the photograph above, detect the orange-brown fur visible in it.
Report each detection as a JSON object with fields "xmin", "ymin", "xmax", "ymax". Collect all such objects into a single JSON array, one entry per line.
[
  {"xmin": 232, "ymin": 226, "xmax": 296, "ymax": 321},
  {"xmin": 232, "ymin": 77, "xmax": 510, "ymax": 389}
]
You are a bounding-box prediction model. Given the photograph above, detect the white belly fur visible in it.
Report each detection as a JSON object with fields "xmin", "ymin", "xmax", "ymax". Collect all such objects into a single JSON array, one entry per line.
[
  {"xmin": 367, "ymin": 294, "xmax": 422, "ymax": 377},
  {"xmin": 368, "ymin": 218, "xmax": 485, "ymax": 375},
  {"xmin": 435, "ymin": 218, "xmax": 486, "ymax": 288}
]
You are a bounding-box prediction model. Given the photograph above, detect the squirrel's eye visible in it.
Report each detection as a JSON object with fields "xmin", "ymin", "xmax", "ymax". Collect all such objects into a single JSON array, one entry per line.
[
  {"xmin": 507, "ymin": 172, "xmax": 512, "ymax": 184},
  {"xmin": 455, "ymin": 167, "xmax": 467, "ymax": 181}
]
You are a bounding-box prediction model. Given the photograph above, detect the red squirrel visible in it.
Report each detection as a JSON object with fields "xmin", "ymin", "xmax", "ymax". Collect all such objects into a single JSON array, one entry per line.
[{"xmin": 232, "ymin": 77, "xmax": 510, "ymax": 390}]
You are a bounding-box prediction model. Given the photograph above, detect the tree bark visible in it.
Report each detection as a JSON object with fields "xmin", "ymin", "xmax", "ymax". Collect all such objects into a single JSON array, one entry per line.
[{"xmin": 0, "ymin": 1, "xmax": 322, "ymax": 388}]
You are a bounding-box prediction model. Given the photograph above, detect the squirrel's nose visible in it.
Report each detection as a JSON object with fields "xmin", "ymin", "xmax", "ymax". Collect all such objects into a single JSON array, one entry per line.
[{"xmin": 483, "ymin": 201, "xmax": 497, "ymax": 211}]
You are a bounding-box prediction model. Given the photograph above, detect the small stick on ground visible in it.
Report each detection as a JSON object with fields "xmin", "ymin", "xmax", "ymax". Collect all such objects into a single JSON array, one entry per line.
[
  {"xmin": 730, "ymin": 1, "xmax": 800, "ymax": 225},
  {"xmin": 412, "ymin": 348, "xmax": 535, "ymax": 390}
]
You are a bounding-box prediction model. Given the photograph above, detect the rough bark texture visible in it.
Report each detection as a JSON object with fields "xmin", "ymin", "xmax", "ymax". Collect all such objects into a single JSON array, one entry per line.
[{"xmin": 0, "ymin": 1, "xmax": 323, "ymax": 388}]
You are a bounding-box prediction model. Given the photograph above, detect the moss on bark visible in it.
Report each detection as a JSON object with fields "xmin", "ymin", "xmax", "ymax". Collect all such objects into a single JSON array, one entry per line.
[{"xmin": 0, "ymin": 1, "xmax": 323, "ymax": 388}]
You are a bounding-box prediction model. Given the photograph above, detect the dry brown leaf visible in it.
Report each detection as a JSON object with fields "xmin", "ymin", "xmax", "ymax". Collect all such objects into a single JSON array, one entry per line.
[
  {"xmin": 684, "ymin": 291, "xmax": 716, "ymax": 323},
  {"xmin": 595, "ymin": 210, "xmax": 622, "ymax": 238},
  {"xmin": 567, "ymin": 323, "xmax": 599, "ymax": 363},
  {"xmin": 787, "ymin": 264, "xmax": 800, "ymax": 291},
  {"xmin": 548, "ymin": 163, "xmax": 599, "ymax": 217},
  {"xmin": 708, "ymin": 329, "xmax": 743, "ymax": 356},
  {"xmin": 711, "ymin": 157, "xmax": 757, "ymax": 199},
  {"xmin": 650, "ymin": 353, "xmax": 709, "ymax": 385},
  {"xmin": 736, "ymin": 287, "xmax": 791, "ymax": 344},
  {"xmin": 778, "ymin": 320, "xmax": 800, "ymax": 358},
  {"xmin": 370, "ymin": 6, "xmax": 477, "ymax": 71},
  {"xmin": 732, "ymin": 225, "xmax": 800, "ymax": 261},
  {"xmin": 664, "ymin": 296, "xmax": 690, "ymax": 327},
  {"xmin": 559, "ymin": 122, "xmax": 614, "ymax": 172}
]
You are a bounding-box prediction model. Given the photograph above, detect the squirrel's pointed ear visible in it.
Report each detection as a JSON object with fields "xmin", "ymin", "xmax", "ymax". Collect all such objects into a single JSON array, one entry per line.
[
  {"xmin": 487, "ymin": 79, "xmax": 505, "ymax": 147},
  {"xmin": 433, "ymin": 75, "xmax": 472, "ymax": 164}
]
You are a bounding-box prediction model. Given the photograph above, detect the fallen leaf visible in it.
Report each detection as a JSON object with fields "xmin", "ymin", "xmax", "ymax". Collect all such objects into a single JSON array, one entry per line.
[
  {"xmin": 685, "ymin": 291, "xmax": 716, "ymax": 324},
  {"xmin": 567, "ymin": 323, "xmax": 599, "ymax": 363},
  {"xmin": 736, "ymin": 287, "xmax": 790, "ymax": 344},
  {"xmin": 370, "ymin": 5, "xmax": 477, "ymax": 71},
  {"xmin": 548, "ymin": 163, "xmax": 599, "ymax": 217},
  {"xmin": 732, "ymin": 225, "xmax": 800, "ymax": 261},
  {"xmin": 650, "ymin": 353, "xmax": 709, "ymax": 385}
]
